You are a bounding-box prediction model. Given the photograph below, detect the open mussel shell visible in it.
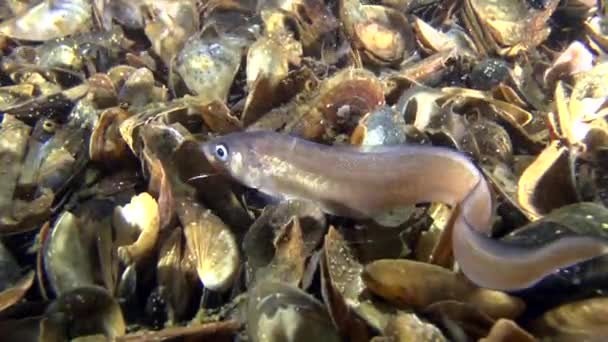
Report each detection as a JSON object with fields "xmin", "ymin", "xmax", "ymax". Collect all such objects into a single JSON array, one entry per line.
[
  {"xmin": 247, "ymin": 280, "xmax": 341, "ymax": 342},
  {"xmin": 0, "ymin": 270, "xmax": 35, "ymax": 314},
  {"xmin": 465, "ymin": 116, "xmax": 514, "ymax": 164},
  {"xmin": 285, "ymin": 68, "xmax": 385, "ymax": 140},
  {"xmin": 244, "ymin": 67, "xmax": 320, "ymax": 133},
  {"xmin": 243, "ymin": 199, "xmax": 326, "ymax": 283},
  {"xmin": 517, "ymin": 140, "xmax": 579, "ymax": 219},
  {"xmin": 261, "ymin": 0, "xmax": 338, "ymax": 51},
  {"xmin": 176, "ymin": 197, "xmax": 240, "ymax": 292},
  {"xmin": 550, "ymin": 62, "xmax": 608, "ymax": 160},
  {"xmin": 464, "ymin": 0, "xmax": 559, "ymax": 55},
  {"xmin": 340, "ymin": 0, "xmax": 416, "ymax": 66},
  {"xmin": 251, "ymin": 216, "xmax": 308, "ymax": 287},
  {"xmin": 242, "ymin": 15, "xmax": 303, "ymax": 127},
  {"xmin": 543, "ymin": 41, "xmax": 594, "ymax": 90},
  {"xmin": 245, "ymin": 11, "xmax": 301, "ymax": 88}
]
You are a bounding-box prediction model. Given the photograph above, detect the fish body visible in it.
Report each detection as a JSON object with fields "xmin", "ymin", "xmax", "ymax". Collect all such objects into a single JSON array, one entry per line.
[{"xmin": 200, "ymin": 131, "xmax": 608, "ymax": 291}]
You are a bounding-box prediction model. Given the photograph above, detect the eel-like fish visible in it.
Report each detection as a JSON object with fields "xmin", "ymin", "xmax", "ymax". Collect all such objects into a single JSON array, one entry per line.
[{"xmin": 199, "ymin": 131, "xmax": 608, "ymax": 291}]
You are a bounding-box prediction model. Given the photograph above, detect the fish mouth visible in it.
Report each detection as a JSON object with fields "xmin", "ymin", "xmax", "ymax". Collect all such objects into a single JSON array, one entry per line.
[{"xmin": 186, "ymin": 172, "xmax": 219, "ymax": 183}]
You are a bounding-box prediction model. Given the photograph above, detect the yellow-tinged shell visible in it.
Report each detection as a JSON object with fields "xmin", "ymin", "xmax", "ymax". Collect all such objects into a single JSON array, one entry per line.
[
  {"xmin": 113, "ymin": 192, "xmax": 160, "ymax": 264},
  {"xmin": 183, "ymin": 209, "xmax": 239, "ymax": 291},
  {"xmin": 89, "ymin": 107, "xmax": 132, "ymax": 165},
  {"xmin": 362, "ymin": 259, "xmax": 525, "ymax": 320}
]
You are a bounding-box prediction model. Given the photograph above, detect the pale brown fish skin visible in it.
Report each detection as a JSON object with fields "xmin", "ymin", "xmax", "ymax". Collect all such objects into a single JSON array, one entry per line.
[{"xmin": 199, "ymin": 131, "xmax": 608, "ymax": 291}]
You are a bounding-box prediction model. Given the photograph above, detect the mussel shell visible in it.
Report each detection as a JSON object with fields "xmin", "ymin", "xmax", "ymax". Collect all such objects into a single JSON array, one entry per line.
[
  {"xmin": 470, "ymin": 58, "xmax": 510, "ymax": 91},
  {"xmin": 528, "ymin": 296, "xmax": 608, "ymax": 340},
  {"xmin": 247, "ymin": 281, "xmax": 341, "ymax": 342},
  {"xmin": 174, "ymin": 26, "xmax": 246, "ymax": 102},
  {"xmin": 502, "ymin": 203, "xmax": 608, "ymax": 312},
  {"xmin": 43, "ymin": 206, "xmax": 114, "ymax": 296},
  {"xmin": 0, "ymin": 115, "xmax": 31, "ymax": 221},
  {"xmin": 44, "ymin": 285, "xmax": 125, "ymax": 340},
  {"xmin": 351, "ymin": 106, "xmax": 407, "ymax": 146},
  {"xmin": 89, "ymin": 107, "xmax": 132, "ymax": 166},
  {"xmin": 243, "ymin": 199, "xmax": 326, "ymax": 274},
  {"xmin": 274, "ymin": 67, "xmax": 385, "ymax": 140}
]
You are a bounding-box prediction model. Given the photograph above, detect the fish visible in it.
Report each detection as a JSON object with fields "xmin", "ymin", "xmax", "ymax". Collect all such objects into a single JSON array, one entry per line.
[{"xmin": 198, "ymin": 130, "xmax": 608, "ymax": 291}]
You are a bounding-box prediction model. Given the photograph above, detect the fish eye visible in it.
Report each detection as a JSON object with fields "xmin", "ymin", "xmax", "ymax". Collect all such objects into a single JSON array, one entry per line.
[{"xmin": 214, "ymin": 144, "xmax": 229, "ymax": 162}]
